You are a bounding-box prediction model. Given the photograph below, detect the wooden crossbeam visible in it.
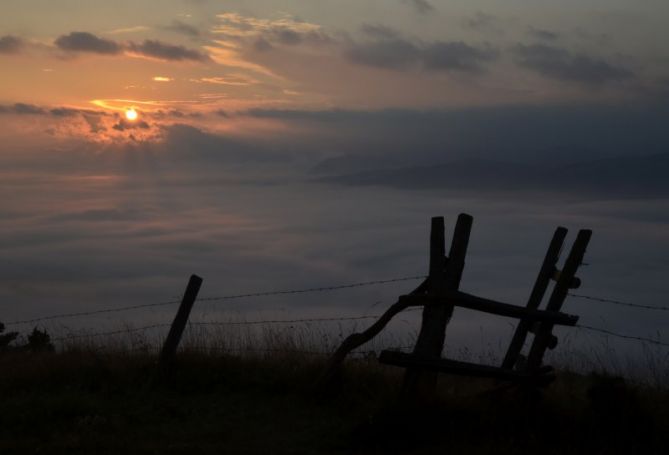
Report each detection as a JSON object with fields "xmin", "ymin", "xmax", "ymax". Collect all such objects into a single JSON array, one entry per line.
[
  {"xmin": 399, "ymin": 291, "xmax": 579, "ymax": 326},
  {"xmin": 380, "ymin": 350, "xmax": 555, "ymax": 384}
]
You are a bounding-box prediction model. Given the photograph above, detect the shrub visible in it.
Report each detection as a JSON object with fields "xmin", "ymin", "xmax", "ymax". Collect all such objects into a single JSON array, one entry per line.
[
  {"xmin": 0, "ymin": 322, "xmax": 19, "ymax": 350},
  {"xmin": 27, "ymin": 327, "xmax": 55, "ymax": 352}
]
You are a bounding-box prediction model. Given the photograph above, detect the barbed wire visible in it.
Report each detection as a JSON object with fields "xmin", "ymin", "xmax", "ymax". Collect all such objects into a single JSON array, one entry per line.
[
  {"xmin": 568, "ymin": 293, "xmax": 669, "ymax": 312},
  {"xmin": 195, "ymin": 276, "xmax": 427, "ymax": 302},
  {"xmin": 5, "ymin": 275, "xmax": 426, "ymax": 326},
  {"xmin": 54, "ymin": 323, "xmax": 171, "ymax": 342},
  {"xmin": 50, "ymin": 309, "xmax": 423, "ymax": 342},
  {"xmin": 6, "ymin": 302, "xmax": 180, "ymax": 326},
  {"xmin": 576, "ymin": 324, "xmax": 669, "ymax": 348},
  {"xmin": 191, "ymin": 315, "xmax": 379, "ymax": 326}
]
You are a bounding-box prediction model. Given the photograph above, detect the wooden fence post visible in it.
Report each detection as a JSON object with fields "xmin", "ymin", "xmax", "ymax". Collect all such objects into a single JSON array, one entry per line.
[
  {"xmin": 159, "ymin": 274, "xmax": 203, "ymax": 370},
  {"xmin": 501, "ymin": 227, "xmax": 568, "ymax": 370},
  {"xmin": 402, "ymin": 214, "xmax": 473, "ymax": 397},
  {"xmin": 526, "ymin": 230, "xmax": 591, "ymax": 371}
]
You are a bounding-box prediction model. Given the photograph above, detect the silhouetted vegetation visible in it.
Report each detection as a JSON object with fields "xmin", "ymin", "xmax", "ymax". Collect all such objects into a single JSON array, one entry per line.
[
  {"xmin": 0, "ymin": 322, "xmax": 19, "ymax": 350},
  {"xmin": 0, "ymin": 323, "xmax": 54, "ymax": 353},
  {"xmin": 0, "ymin": 346, "xmax": 667, "ymax": 454}
]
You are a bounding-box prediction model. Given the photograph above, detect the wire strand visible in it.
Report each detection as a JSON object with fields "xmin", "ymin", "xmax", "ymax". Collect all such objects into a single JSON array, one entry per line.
[
  {"xmin": 576, "ymin": 324, "xmax": 669, "ymax": 347},
  {"xmin": 569, "ymin": 293, "xmax": 669, "ymax": 312},
  {"xmin": 5, "ymin": 275, "xmax": 426, "ymax": 326},
  {"xmin": 55, "ymin": 323, "xmax": 171, "ymax": 342},
  {"xmin": 6, "ymin": 302, "xmax": 180, "ymax": 326},
  {"xmin": 195, "ymin": 276, "xmax": 427, "ymax": 302}
]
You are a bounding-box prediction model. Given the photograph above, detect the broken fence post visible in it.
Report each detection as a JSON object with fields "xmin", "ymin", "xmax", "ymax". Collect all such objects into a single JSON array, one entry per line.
[{"xmin": 402, "ymin": 213, "xmax": 473, "ymax": 397}]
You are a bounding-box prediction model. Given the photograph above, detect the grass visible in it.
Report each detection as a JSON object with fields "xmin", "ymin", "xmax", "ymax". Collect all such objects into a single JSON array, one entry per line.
[{"xmin": 1, "ymin": 339, "xmax": 669, "ymax": 455}]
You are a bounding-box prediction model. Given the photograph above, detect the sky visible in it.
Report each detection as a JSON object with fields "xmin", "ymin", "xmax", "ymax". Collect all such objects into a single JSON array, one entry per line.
[{"xmin": 1, "ymin": 0, "xmax": 668, "ymax": 374}]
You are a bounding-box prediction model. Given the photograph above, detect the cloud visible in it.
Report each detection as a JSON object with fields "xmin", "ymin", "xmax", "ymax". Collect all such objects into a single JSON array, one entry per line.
[
  {"xmin": 127, "ymin": 39, "xmax": 210, "ymax": 61},
  {"xmin": 214, "ymin": 12, "xmax": 331, "ymax": 47},
  {"xmin": 245, "ymin": 104, "xmax": 669, "ymax": 172},
  {"xmin": 164, "ymin": 20, "xmax": 201, "ymax": 38},
  {"xmin": 194, "ymin": 75, "xmax": 259, "ymax": 86},
  {"xmin": 527, "ymin": 27, "xmax": 559, "ymax": 41},
  {"xmin": 53, "ymin": 31, "xmax": 209, "ymax": 62},
  {"xmin": 320, "ymin": 154, "xmax": 669, "ymax": 199},
  {"xmin": 0, "ymin": 35, "xmax": 24, "ymax": 54},
  {"xmin": 422, "ymin": 41, "xmax": 497, "ymax": 72},
  {"xmin": 402, "ymin": 0, "xmax": 435, "ymax": 14},
  {"xmin": 346, "ymin": 39, "xmax": 421, "ymax": 70},
  {"xmin": 346, "ymin": 36, "xmax": 497, "ymax": 72},
  {"xmin": 112, "ymin": 118, "xmax": 151, "ymax": 131},
  {"xmin": 153, "ymin": 76, "xmax": 174, "ymax": 82},
  {"xmin": 54, "ymin": 31, "xmax": 122, "ymax": 54},
  {"xmin": 0, "ymin": 103, "xmax": 106, "ymax": 118},
  {"xmin": 513, "ymin": 43, "xmax": 633, "ymax": 85},
  {"xmin": 360, "ymin": 23, "xmax": 401, "ymax": 40},
  {"xmin": 464, "ymin": 12, "xmax": 497, "ymax": 30},
  {"xmin": 0, "ymin": 103, "xmax": 46, "ymax": 115}
]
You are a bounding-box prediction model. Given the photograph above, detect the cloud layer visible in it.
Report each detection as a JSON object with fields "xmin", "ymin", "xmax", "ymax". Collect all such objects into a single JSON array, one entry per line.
[
  {"xmin": 0, "ymin": 35, "xmax": 24, "ymax": 54},
  {"xmin": 513, "ymin": 43, "xmax": 633, "ymax": 85},
  {"xmin": 53, "ymin": 31, "xmax": 208, "ymax": 61}
]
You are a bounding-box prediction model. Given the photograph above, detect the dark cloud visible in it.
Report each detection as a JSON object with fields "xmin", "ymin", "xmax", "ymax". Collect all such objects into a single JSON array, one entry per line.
[
  {"xmin": 49, "ymin": 107, "xmax": 80, "ymax": 117},
  {"xmin": 164, "ymin": 20, "xmax": 201, "ymax": 38},
  {"xmin": 53, "ymin": 32, "xmax": 208, "ymax": 62},
  {"xmin": 422, "ymin": 41, "xmax": 497, "ymax": 72},
  {"xmin": 360, "ymin": 23, "xmax": 401, "ymax": 40},
  {"xmin": 112, "ymin": 119, "xmax": 151, "ymax": 131},
  {"xmin": 527, "ymin": 27, "xmax": 559, "ymax": 41},
  {"xmin": 0, "ymin": 103, "xmax": 106, "ymax": 118},
  {"xmin": 346, "ymin": 36, "xmax": 497, "ymax": 72},
  {"xmin": 0, "ymin": 35, "xmax": 24, "ymax": 54},
  {"xmin": 320, "ymin": 154, "xmax": 669, "ymax": 199},
  {"xmin": 253, "ymin": 37, "xmax": 273, "ymax": 52},
  {"xmin": 261, "ymin": 27, "xmax": 331, "ymax": 47},
  {"xmin": 0, "ymin": 103, "xmax": 46, "ymax": 115},
  {"xmin": 127, "ymin": 39, "xmax": 209, "ymax": 61},
  {"xmin": 346, "ymin": 38, "xmax": 421, "ymax": 70},
  {"xmin": 158, "ymin": 124, "xmax": 287, "ymax": 164},
  {"xmin": 54, "ymin": 32, "xmax": 122, "ymax": 54},
  {"xmin": 402, "ymin": 0, "xmax": 435, "ymax": 14},
  {"xmin": 464, "ymin": 12, "xmax": 497, "ymax": 30},
  {"xmin": 246, "ymin": 104, "xmax": 669, "ymax": 171},
  {"xmin": 513, "ymin": 43, "xmax": 633, "ymax": 85}
]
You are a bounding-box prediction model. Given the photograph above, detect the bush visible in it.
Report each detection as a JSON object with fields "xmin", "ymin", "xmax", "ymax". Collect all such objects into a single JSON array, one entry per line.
[
  {"xmin": 0, "ymin": 322, "xmax": 19, "ymax": 350},
  {"xmin": 26, "ymin": 327, "xmax": 55, "ymax": 352}
]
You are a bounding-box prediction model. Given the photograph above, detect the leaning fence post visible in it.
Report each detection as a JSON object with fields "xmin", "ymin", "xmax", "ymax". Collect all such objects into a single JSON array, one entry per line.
[
  {"xmin": 526, "ymin": 230, "xmax": 591, "ymax": 371},
  {"xmin": 158, "ymin": 274, "xmax": 203, "ymax": 370},
  {"xmin": 501, "ymin": 227, "xmax": 568, "ymax": 370}
]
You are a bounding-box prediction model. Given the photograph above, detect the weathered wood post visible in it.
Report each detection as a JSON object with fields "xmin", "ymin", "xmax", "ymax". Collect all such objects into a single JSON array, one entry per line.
[
  {"xmin": 501, "ymin": 227, "xmax": 568, "ymax": 370},
  {"xmin": 526, "ymin": 230, "xmax": 591, "ymax": 371},
  {"xmin": 402, "ymin": 214, "xmax": 472, "ymax": 397},
  {"xmin": 159, "ymin": 274, "xmax": 203, "ymax": 371}
]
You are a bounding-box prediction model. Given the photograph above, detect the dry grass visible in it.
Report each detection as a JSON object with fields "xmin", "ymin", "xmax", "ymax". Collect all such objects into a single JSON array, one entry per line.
[{"xmin": 1, "ymin": 324, "xmax": 667, "ymax": 454}]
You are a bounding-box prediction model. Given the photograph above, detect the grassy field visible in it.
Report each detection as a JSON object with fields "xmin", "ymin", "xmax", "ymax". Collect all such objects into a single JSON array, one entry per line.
[{"xmin": 1, "ymin": 345, "xmax": 668, "ymax": 455}]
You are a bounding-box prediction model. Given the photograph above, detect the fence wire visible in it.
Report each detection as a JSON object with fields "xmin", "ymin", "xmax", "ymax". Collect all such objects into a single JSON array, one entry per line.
[
  {"xmin": 4, "ymin": 273, "xmax": 669, "ymax": 351},
  {"xmin": 6, "ymin": 275, "xmax": 426, "ymax": 326},
  {"xmin": 568, "ymin": 293, "xmax": 669, "ymax": 312}
]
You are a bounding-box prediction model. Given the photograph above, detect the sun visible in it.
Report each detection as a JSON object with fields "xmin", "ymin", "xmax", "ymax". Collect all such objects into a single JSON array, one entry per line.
[{"xmin": 125, "ymin": 108, "xmax": 138, "ymax": 121}]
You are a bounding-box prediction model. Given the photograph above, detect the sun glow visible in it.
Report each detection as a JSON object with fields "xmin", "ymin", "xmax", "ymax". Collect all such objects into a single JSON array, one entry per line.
[{"xmin": 125, "ymin": 108, "xmax": 138, "ymax": 121}]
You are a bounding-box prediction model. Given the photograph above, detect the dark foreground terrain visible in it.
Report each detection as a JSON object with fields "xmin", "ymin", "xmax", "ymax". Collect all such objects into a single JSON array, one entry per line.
[{"xmin": 1, "ymin": 349, "xmax": 667, "ymax": 454}]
